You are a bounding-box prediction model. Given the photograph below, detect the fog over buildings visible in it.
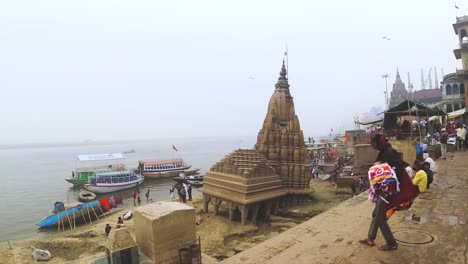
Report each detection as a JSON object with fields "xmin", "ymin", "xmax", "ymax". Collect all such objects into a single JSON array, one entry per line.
[{"xmin": 0, "ymin": 0, "xmax": 462, "ymax": 144}]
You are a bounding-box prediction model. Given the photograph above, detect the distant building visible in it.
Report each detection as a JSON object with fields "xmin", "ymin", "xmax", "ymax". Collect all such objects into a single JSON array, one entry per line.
[
  {"xmin": 440, "ymin": 73, "xmax": 465, "ymax": 113},
  {"xmin": 453, "ymin": 15, "xmax": 468, "ymax": 119},
  {"xmin": 412, "ymin": 88, "xmax": 442, "ymax": 107},
  {"xmin": 388, "ymin": 68, "xmax": 443, "ymax": 109},
  {"xmin": 389, "ymin": 70, "xmax": 408, "ymax": 108}
]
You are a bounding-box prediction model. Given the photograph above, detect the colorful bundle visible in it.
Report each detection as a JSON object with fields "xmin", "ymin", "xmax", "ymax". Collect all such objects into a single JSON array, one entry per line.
[{"xmin": 368, "ymin": 163, "xmax": 400, "ymax": 204}]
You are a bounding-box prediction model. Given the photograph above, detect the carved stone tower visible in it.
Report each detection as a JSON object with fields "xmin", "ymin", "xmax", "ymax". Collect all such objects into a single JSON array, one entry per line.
[
  {"xmin": 389, "ymin": 69, "xmax": 408, "ymax": 108},
  {"xmin": 254, "ymin": 60, "xmax": 312, "ymax": 205}
]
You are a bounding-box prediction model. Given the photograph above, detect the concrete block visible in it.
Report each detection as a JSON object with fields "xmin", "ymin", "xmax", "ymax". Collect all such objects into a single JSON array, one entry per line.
[
  {"xmin": 134, "ymin": 202, "xmax": 196, "ymax": 264},
  {"xmin": 353, "ymin": 144, "xmax": 377, "ymax": 165}
]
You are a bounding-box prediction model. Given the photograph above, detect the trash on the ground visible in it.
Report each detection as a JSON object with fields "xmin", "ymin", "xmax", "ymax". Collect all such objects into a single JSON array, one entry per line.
[{"xmin": 31, "ymin": 246, "xmax": 52, "ymax": 261}]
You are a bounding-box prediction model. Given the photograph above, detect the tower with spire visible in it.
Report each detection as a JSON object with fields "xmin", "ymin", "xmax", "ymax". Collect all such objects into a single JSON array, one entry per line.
[
  {"xmin": 254, "ymin": 60, "xmax": 312, "ymax": 205},
  {"xmin": 389, "ymin": 68, "xmax": 408, "ymax": 108}
]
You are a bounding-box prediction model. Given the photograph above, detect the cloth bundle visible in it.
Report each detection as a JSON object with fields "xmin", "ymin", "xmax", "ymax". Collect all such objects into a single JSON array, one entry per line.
[{"xmin": 368, "ymin": 163, "xmax": 400, "ymax": 204}]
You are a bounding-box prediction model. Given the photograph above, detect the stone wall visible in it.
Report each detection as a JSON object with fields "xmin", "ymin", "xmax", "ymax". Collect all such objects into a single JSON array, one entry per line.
[
  {"xmin": 352, "ymin": 144, "xmax": 378, "ymax": 175},
  {"xmin": 389, "ymin": 139, "xmax": 416, "ymax": 163}
]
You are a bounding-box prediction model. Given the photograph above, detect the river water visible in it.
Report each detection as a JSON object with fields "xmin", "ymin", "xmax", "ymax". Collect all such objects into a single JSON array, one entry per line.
[{"xmin": 0, "ymin": 136, "xmax": 255, "ymax": 243}]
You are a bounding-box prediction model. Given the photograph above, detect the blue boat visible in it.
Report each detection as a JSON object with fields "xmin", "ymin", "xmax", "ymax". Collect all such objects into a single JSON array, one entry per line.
[{"xmin": 36, "ymin": 196, "xmax": 120, "ymax": 228}]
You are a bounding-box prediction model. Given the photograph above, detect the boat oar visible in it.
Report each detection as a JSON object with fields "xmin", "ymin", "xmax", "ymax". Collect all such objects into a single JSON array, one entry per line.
[
  {"xmin": 80, "ymin": 209, "xmax": 88, "ymax": 225},
  {"xmin": 57, "ymin": 213, "xmax": 61, "ymax": 232},
  {"xmin": 97, "ymin": 203, "xmax": 106, "ymax": 218},
  {"xmin": 86, "ymin": 204, "xmax": 93, "ymax": 224},
  {"xmin": 65, "ymin": 210, "xmax": 73, "ymax": 230},
  {"xmin": 90, "ymin": 204, "xmax": 100, "ymax": 221}
]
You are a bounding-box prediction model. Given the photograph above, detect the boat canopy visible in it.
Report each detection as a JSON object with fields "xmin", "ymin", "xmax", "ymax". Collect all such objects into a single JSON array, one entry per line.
[
  {"xmin": 77, "ymin": 153, "xmax": 125, "ymax": 162},
  {"xmin": 139, "ymin": 158, "xmax": 184, "ymax": 166}
]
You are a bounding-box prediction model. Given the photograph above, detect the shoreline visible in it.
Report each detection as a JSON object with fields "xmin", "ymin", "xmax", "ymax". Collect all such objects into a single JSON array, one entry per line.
[{"xmin": 0, "ymin": 179, "xmax": 353, "ymax": 263}]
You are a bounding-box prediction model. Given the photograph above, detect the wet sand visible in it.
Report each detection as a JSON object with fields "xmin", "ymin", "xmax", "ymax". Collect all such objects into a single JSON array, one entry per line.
[{"xmin": 0, "ymin": 178, "xmax": 353, "ymax": 263}]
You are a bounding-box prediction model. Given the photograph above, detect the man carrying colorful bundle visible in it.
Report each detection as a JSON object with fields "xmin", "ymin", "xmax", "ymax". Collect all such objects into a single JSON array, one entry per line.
[{"xmin": 359, "ymin": 134, "xmax": 401, "ymax": 251}]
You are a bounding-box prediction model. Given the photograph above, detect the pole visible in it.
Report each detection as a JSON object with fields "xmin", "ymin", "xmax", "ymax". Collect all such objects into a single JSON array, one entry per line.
[{"xmin": 382, "ymin": 74, "xmax": 390, "ymax": 109}]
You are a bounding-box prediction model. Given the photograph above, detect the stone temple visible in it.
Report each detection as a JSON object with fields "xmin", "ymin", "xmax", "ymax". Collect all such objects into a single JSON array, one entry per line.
[
  {"xmin": 254, "ymin": 60, "xmax": 313, "ymax": 205},
  {"xmin": 201, "ymin": 61, "xmax": 313, "ymax": 224}
]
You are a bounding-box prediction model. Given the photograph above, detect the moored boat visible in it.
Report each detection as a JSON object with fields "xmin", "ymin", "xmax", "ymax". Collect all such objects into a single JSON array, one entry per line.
[
  {"xmin": 139, "ymin": 158, "xmax": 200, "ymax": 179},
  {"xmin": 173, "ymin": 174, "xmax": 204, "ymax": 183},
  {"xmin": 187, "ymin": 180, "xmax": 203, "ymax": 188},
  {"xmin": 65, "ymin": 153, "xmax": 126, "ymax": 187},
  {"xmin": 37, "ymin": 196, "xmax": 122, "ymax": 228},
  {"xmin": 84, "ymin": 170, "xmax": 143, "ymax": 194},
  {"xmin": 78, "ymin": 189, "xmax": 96, "ymax": 202}
]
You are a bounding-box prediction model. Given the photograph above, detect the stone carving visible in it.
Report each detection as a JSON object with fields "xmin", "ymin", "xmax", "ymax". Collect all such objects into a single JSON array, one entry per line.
[{"xmin": 201, "ymin": 149, "xmax": 285, "ymax": 225}]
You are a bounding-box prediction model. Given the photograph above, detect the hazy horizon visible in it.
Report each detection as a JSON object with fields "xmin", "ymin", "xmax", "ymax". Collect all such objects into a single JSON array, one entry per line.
[{"xmin": 0, "ymin": 0, "xmax": 463, "ymax": 144}]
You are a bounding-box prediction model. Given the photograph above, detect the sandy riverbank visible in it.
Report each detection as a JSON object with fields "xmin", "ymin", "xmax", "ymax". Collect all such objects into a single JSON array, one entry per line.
[{"xmin": 0, "ymin": 178, "xmax": 354, "ymax": 263}]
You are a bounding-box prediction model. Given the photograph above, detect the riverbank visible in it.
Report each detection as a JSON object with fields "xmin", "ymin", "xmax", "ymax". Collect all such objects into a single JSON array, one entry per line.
[{"xmin": 0, "ymin": 178, "xmax": 353, "ymax": 263}]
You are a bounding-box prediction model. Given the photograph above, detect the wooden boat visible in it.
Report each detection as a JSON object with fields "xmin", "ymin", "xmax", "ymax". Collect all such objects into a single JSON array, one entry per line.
[
  {"xmin": 187, "ymin": 180, "xmax": 203, "ymax": 188},
  {"xmin": 65, "ymin": 153, "xmax": 126, "ymax": 187},
  {"xmin": 37, "ymin": 196, "xmax": 122, "ymax": 228},
  {"xmin": 78, "ymin": 189, "xmax": 96, "ymax": 202},
  {"xmin": 173, "ymin": 174, "xmax": 204, "ymax": 183},
  {"xmin": 84, "ymin": 170, "xmax": 143, "ymax": 194},
  {"xmin": 139, "ymin": 158, "xmax": 200, "ymax": 179}
]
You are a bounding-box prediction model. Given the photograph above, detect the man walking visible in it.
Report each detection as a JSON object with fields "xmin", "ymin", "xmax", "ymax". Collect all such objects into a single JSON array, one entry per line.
[
  {"xmin": 132, "ymin": 190, "xmax": 137, "ymax": 204},
  {"xmin": 187, "ymin": 184, "xmax": 192, "ymax": 201},
  {"xmin": 440, "ymin": 128, "xmax": 448, "ymax": 159},
  {"xmin": 105, "ymin": 224, "xmax": 111, "ymax": 236},
  {"xmin": 145, "ymin": 189, "xmax": 150, "ymax": 203}
]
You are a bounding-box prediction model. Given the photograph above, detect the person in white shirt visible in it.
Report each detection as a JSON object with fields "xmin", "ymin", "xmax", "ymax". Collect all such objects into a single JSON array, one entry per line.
[
  {"xmin": 405, "ymin": 165, "xmax": 414, "ymax": 178},
  {"xmin": 423, "ymin": 153, "xmax": 436, "ymax": 173}
]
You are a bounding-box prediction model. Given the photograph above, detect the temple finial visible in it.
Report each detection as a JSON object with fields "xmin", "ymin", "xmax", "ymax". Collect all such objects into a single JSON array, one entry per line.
[{"xmin": 279, "ymin": 59, "xmax": 287, "ymax": 80}]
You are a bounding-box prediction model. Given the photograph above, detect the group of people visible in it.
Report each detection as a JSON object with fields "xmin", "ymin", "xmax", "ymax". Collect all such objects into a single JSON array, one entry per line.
[
  {"xmin": 131, "ymin": 189, "xmax": 152, "ymax": 204},
  {"xmin": 104, "ymin": 216, "xmax": 125, "ymax": 236},
  {"xmin": 359, "ymin": 134, "xmax": 435, "ymax": 251},
  {"xmin": 170, "ymin": 183, "xmax": 192, "ymax": 203}
]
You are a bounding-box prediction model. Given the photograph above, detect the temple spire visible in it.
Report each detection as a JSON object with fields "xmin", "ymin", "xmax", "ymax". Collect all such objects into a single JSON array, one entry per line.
[{"xmin": 395, "ymin": 68, "xmax": 402, "ymax": 83}]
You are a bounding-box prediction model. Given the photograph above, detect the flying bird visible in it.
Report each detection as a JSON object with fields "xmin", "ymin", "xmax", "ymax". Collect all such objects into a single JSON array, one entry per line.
[
  {"xmin": 382, "ymin": 36, "xmax": 391, "ymax": 40},
  {"xmin": 455, "ymin": 3, "xmax": 459, "ymax": 9},
  {"xmin": 249, "ymin": 74, "xmax": 255, "ymax": 80}
]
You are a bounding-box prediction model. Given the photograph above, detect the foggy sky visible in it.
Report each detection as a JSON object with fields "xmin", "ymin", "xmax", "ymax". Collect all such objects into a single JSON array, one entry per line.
[{"xmin": 0, "ymin": 0, "xmax": 462, "ymax": 144}]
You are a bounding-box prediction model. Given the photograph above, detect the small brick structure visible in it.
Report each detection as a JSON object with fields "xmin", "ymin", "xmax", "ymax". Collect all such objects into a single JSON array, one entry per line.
[
  {"xmin": 134, "ymin": 202, "xmax": 195, "ymax": 264},
  {"xmin": 106, "ymin": 227, "xmax": 139, "ymax": 264}
]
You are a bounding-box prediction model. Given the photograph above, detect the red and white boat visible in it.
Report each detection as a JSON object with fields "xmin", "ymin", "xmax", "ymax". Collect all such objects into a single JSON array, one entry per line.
[
  {"xmin": 138, "ymin": 158, "xmax": 200, "ymax": 179},
  {"xmin": 84, "ymin": 170, "xmax": 143, "ymax": 194}
]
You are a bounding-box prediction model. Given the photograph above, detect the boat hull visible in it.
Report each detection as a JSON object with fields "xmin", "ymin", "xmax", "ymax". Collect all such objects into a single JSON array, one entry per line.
[
  {"xmin": 84, "ymin": 178, "xmax": 143, "ymax": 194},
  {"xmin": 65, "ymin": 178, "xmax": 88, "ymax": 186},
  {"xmin": 37, "ymin": 201, "xmax": 103, "ymax": 228},
  {"xmin": 143, "ymin": 168, "xmax": 200, "ymax": 179}
]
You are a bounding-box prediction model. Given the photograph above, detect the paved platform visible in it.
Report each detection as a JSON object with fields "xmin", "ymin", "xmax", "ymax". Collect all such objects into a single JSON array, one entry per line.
[{"xmin": 209, "ymin": 151, "xmax": 468, "ymax": 264}]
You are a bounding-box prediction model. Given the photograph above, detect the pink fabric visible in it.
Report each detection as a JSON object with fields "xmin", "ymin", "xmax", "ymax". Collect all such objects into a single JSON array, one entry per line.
[{"xmin": 368, "ymin": 163, "xmax": 400, "ymax": 204}]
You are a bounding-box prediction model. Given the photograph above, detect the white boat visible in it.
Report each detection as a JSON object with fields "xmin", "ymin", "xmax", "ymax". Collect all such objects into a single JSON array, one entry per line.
[
  {"xmin": 65, "ymin": 153, "xmax": 126, "ymax": 186},
  {"xmin": 84, "ymin": 170, "xmax": 143, "ymax": 194}
]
